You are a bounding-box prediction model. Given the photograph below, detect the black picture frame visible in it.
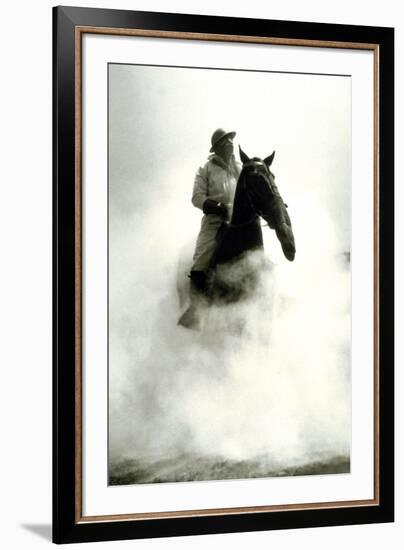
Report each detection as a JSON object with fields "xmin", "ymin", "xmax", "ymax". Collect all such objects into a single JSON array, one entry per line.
[{"xmin": 53, "ymin": 5, "xmax": 394, "ymax": 544}]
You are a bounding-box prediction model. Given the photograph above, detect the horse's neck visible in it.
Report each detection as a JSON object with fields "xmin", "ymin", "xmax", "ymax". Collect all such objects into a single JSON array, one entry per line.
[{"xmin": 231, "ymin": 173, "xmax": 255, "ymax": 225}]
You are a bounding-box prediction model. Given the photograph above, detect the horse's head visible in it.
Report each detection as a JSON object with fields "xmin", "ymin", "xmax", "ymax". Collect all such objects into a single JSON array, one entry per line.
[
  {"xmin": 239, "ymin": 147, "xmax": 277, "ymax": 218},
  {"xmin": 238, "ymin": 146, "xmax": 296, "ymax": 261}
]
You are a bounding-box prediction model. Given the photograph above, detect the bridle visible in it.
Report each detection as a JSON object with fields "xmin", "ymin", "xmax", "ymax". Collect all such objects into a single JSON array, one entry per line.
[{"xmin": 228, "ymin": 160, "xmax": 274, "ymax": 228}]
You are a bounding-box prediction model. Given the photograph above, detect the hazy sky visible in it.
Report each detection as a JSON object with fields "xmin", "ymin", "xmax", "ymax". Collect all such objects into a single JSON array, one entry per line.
[
  {"xmin": 109, "ymin": 63, "xmax": 351, "ymax": 247},
  {"xmin": 108, "ymin": 63, "xmax": 351, "ymax": 473}
]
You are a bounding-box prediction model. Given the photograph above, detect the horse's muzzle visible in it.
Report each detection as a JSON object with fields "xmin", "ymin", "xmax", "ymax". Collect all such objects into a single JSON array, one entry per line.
[{"xmin": 276, "ymin": 223, "xmax": 296, "ymax": 261}]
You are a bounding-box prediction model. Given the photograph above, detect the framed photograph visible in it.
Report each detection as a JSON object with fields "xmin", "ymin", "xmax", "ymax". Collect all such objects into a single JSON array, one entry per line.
[{"xmin": 53, "ymin": 5, "xmax": 394, "ymax": 544}]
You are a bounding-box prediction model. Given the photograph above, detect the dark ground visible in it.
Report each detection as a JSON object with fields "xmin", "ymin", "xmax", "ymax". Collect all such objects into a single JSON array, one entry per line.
[{"xmin": 109, "ymin": 454, "xmax": 350, "ymax": 485}]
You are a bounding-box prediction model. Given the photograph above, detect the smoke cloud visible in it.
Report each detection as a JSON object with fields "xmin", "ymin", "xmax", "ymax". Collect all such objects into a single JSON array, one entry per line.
[{"xmin": 108, "ymin": 63, "xmax": 351, "ymax": 479}]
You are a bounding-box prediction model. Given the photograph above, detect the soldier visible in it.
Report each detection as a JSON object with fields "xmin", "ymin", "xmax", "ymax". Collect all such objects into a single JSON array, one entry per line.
[{"xmin": 189, "ymin": 128, "xmax": 241, "ymax": 296}]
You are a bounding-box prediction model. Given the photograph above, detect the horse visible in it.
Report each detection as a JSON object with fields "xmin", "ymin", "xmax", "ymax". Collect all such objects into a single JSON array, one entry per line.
[{"xmin": 177, "ymin": 146, "xmax": 295, "ymax": 328}]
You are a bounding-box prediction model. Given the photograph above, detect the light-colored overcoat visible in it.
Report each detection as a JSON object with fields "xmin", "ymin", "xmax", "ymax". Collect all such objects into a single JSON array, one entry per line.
[{"xmin": 191, "ymin": 154, "xmax": 241, "ymax": 271}]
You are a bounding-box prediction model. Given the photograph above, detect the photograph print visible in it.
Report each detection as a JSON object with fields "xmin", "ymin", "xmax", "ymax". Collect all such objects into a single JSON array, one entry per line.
[{"xmin": 108, "ymin": 61, "xmax": 351, "ymax": 485}]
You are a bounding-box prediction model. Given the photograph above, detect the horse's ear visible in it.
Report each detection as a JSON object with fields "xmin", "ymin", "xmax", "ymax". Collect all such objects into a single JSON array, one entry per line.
[
  {"xmin": 264, "ymin": 151, "xmax": 275, "ymax": 167},
  {"xmin": 239, "ymin": 146, "xmax": 250, "ymax": 165}
]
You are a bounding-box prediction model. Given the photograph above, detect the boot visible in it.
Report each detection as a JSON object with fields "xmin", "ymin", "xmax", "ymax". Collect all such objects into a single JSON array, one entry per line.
[
  {"xmin": 177, "ymin": 271, "xmax": 207, "ymax": 329},
  {"xmin": 190, "ymin": 270, "xmax": 208, "ymax": 296}
]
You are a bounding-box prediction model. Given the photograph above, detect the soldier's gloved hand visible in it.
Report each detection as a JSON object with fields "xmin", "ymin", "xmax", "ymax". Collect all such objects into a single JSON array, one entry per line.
[{"xmin": 203, "ymin": 199, "xmax": 228, "ymax": 219}]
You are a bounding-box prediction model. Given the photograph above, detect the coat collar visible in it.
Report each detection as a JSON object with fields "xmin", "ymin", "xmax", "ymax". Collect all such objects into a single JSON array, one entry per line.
[
  {"xmin": 209, "ymin": 153, "xmax": 240, "ymax": 170},
  {"xmin": 209, "ymin": 153, "xmax": 228, "ymax": 169},
  {"xmin": 209, "ymin": 153, "xmax": 241, "ymax": 179}
]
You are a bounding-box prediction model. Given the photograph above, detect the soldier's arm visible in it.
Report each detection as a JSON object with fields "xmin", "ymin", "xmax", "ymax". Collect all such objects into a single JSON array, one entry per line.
[
  {"xmin": 191, "ymin": 163, "xmax": 227, "ymax": 218},
  {"xmin": 191, "ymin": 163, "xmax": 209, "ymax": 210}
]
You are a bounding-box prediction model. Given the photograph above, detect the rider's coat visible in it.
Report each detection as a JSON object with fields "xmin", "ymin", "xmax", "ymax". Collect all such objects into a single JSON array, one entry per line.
[{"xmin": 191, "ymin": 153, "xmax": 241, "ymax": 271}]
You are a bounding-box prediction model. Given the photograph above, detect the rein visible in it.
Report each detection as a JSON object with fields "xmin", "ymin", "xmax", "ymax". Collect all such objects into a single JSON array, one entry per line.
[
  {"xmin": 228, "ymin": 215, "xmax": 259, "ymax": 229},
  {"xmin": 237, "ymin": 161, "xmax": 274, "ymax": 224}
]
